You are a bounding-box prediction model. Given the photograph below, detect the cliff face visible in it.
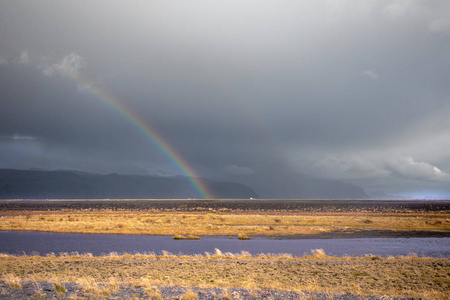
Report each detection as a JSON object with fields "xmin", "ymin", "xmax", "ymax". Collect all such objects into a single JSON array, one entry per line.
[{"xmin": 0, "ymin": 169, "xmax": 258, "ymax": 199}]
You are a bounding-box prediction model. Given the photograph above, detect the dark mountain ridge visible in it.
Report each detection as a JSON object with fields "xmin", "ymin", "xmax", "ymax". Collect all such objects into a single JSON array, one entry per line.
[
  {"xmin": 0, "ymin": 169, "xmax": 258, "ymax": 199},
  {"xmin": 232, "ymin": 170, "xmax": 369, "ymax": 199}
]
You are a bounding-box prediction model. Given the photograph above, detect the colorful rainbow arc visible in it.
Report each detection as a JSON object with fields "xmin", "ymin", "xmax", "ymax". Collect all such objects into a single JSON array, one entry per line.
[{"xmin": 66, "ymin": 75, "xmax": 214, "ymax": 199}]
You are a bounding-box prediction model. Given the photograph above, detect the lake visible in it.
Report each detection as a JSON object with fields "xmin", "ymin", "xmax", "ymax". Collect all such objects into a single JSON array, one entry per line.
[{"xmin": 0, "ymin": 231, "xmax": 448, "ymax": 257}]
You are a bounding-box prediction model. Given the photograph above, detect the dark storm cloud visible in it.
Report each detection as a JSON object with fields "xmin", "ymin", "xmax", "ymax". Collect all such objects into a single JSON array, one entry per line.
[{"xmin": 1, "ymin": 0, "xmax": 450, "ymax": 197}]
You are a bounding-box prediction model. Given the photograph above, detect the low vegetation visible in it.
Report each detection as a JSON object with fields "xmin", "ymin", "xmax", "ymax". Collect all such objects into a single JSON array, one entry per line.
[
  {"xmin": 180, "ymin": 289, "xmax": 198, "ymax": 300},
  {"xmin": 0, "ymin": 202, "xmax": 448, "ymax": 298},
  {"xmin": 173, "ymin": 234, "xmax": 201, "ymax": 240},
  {"xmin": 238, "ymin": 233, "xmax": 251, "ymax": 240},
  {"xmin": 0, "ymin": 209, "xmax": 448, "ymax": 237},
  {"xmin": 0, "ymin": 251, "xmax": 448, "ymax": 299}
]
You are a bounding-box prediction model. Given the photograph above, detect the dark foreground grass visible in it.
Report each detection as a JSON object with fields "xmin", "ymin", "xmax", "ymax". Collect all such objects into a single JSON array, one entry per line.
[{"xmin": 0, "ymin": 250, "xmax": 449, "ymax": 299}]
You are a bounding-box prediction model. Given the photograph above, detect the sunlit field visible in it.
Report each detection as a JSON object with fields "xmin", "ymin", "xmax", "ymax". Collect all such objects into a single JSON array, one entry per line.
[
  {"xmin": 0, "ymin": 209, "xmax": 448, "ymax": 237},
  {"xmin": 0, "ymin": 199, "xmax": 449, "ymax": 299},
  {"xmin": 1, "ymin": 251, "xmax": 449, "ymax": 299}
]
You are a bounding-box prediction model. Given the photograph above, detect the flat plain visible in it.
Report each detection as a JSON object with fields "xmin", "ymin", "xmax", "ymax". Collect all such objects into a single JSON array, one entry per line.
[
  {"xmin": 0, "ymin": 199, "xmax": 449, "ymax": 299},
  {"xmin": 0, "ymin": 199, "xmax": 448, "ymax": 238}
]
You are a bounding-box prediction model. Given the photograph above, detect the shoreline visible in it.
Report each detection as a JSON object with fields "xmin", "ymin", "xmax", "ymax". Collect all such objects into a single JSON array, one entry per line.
[
  {"xmin": 1, "ymin": 228, "xmax": 449, "ymax": 239},
  {"xmin": 1, "ymin": 200, "xmax": 448, "ymax": 237},
  {"xmin": 1, "ymin": 200, "xmax": 449, "ymax": 299}
]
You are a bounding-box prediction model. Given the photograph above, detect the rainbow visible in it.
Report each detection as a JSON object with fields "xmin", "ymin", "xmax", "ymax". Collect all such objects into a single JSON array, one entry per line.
[{"xmin": 62, "ymin": 74, "xmax": 214, "ymax": 199}]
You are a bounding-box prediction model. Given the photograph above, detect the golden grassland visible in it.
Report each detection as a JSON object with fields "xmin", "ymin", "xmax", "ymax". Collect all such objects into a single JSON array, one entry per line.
[
  {"xmin": 0, "ymin": 209, "xmax": 448, "ymax": 236},
  {"xmin": 0, "ymin": 251, "xmax": 449, "ymax": 299},
  {"xmin": 0, "ymin": 207, "xmax": 449, "ymax": 298}
]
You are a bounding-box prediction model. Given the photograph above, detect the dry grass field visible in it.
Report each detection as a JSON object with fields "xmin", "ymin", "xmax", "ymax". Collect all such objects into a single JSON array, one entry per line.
[
  {"xmin": 0, "ymin": 200, "xmax": 449, "ymax": 299},
  {"xmin": 0, "ymin": 251, "xmax": 449, "ymax": 299},
  {"xmin": 0, "ymin": 209, "xmax": 448, "ymax": 237}
]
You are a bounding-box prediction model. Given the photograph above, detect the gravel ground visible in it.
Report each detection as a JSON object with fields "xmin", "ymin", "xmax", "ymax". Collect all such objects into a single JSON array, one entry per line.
[
  {"xmin": 0, "ymin": 282, "xmax": 412, "ymax": 299},
  {"xmin": 1, "ymin": 199, "xmax": 449, "ymax": 213}
]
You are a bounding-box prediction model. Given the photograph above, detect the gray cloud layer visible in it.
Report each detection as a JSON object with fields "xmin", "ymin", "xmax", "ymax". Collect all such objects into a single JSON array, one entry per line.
[{"xmin": 1, "ymin": 0, "xmax": 450, "ymax": 198}]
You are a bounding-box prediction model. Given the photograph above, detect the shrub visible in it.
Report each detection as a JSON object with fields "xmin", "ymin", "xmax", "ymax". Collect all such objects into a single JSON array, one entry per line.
[{"xmin": 238, "ymin": 233, "xmax": 251, "ymax": 240}]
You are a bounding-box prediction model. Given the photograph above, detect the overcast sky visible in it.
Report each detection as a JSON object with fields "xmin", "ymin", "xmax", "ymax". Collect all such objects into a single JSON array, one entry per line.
[{"xmin": 1, "ymin": 0, "xmax": 450, "ymax": 198}]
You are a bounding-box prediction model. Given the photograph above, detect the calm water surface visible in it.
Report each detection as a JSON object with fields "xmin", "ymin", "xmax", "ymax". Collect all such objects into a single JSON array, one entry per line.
[{"xmin": 0, "ymin": 231, "xmax": 448, "ymax": 257}]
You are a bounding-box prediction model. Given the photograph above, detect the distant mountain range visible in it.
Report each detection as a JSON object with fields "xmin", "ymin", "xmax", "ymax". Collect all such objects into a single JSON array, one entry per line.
[
  {"xmin": 234, "ymin": 171, "xmax": 369, "ymax": 199},
  {"xmin": 0, "ymin": 168, "xmax": 370, "ymax": 199},
  {"xmin": 294, "ymin": 176, "xmax": 369, "ymax": 199},
  {"xmin": 0, "ymin": 169, "xmax": 258, "ymax": 199}
]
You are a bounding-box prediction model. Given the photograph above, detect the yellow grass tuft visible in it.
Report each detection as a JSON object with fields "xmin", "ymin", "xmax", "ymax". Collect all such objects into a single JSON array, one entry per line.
[
  {"xmin": 220, "ymin": 289, "xmax": 233, "ymax": 300},
  {"xmin": 146, "ymin": 286, "xmax": 163, "ymax": 300},
  {"xmin": 186, "ymin": 235, "xmax": 201, "ymax": 240},
  {"xmin": 181, "ymin": 289, "xmax": 198, "ymax": 300},
  {"xmin": 310, "ymin": 249, "xmax": 328, "ymax": 258},
  {"xmin": 2, "ymin": 273, "xmax": 22, "ymax": 290},
  {"xmin": 54, "ymin": 283, "xmax": 66, "ymax": 293},
  {"xmin": 238, "ymin": 233, "xmax": 251, "ymax": 240},
  {"xmin": 173, "ymin": 234, "xmax": 201, "ymax": 240}
]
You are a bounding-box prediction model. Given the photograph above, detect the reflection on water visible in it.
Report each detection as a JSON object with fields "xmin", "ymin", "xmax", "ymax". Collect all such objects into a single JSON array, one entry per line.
[{"xmin": 0, "ymin": 231, "xmax": 448, "ymax": 257}]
